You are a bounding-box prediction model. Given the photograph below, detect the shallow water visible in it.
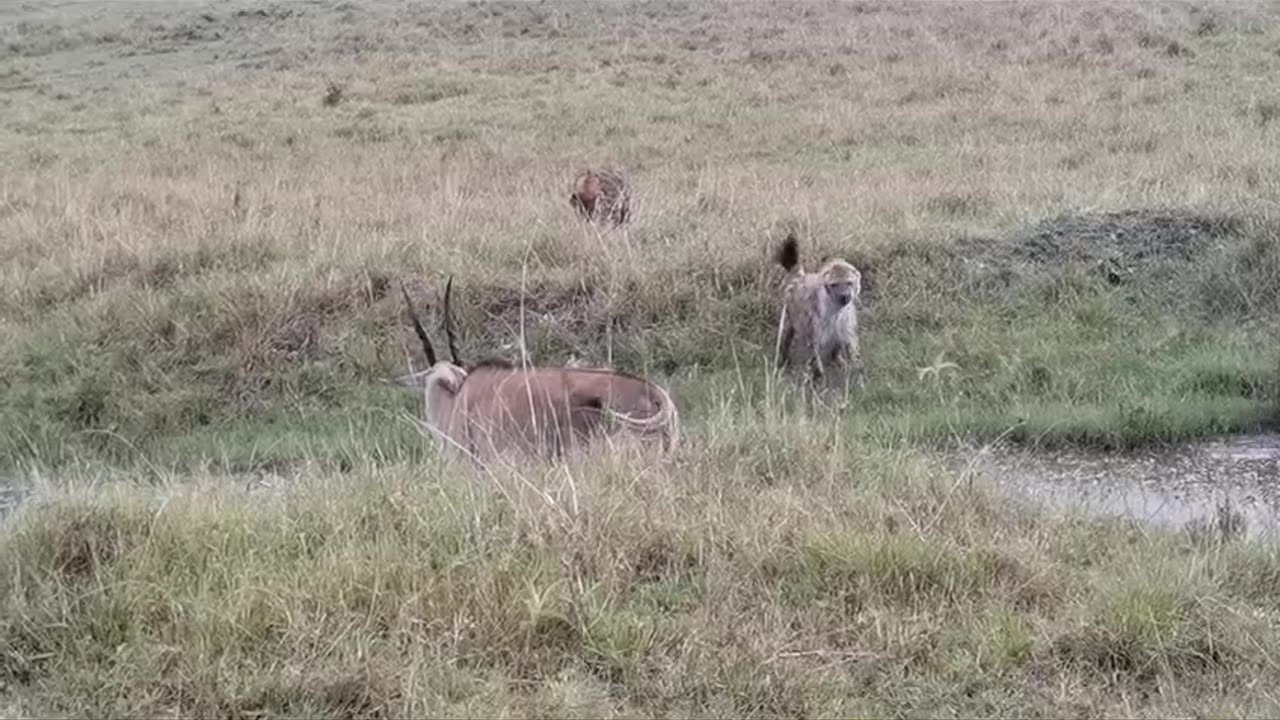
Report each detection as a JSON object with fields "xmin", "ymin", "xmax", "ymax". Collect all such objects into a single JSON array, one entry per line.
[
  {"xmin": 3, "ymin": 435, "xmax": 1279, "ymax": 538},
  {"xmin": 955, "ymin": 433, "xmax": 1280, "ymax": 540},
  {"xmin": 0, "ymin": 470, "xmax": 280, "ymax": 527}
]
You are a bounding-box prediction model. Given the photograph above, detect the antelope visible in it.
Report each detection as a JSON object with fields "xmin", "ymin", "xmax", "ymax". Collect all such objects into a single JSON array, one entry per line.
[{"xmin": 394, "ymin": 278, "xmax": 679, "ymax": 462}]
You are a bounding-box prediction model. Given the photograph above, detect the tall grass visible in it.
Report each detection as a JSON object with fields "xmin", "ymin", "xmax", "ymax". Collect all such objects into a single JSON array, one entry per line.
[
  {"xmin": 5, "ymin": 416, "xmax": 1280, "ymax": 717},
  {"xmin": 3, "ymin": 1, "xmax": 1279, "ymax": 468},
  {"xmin": 3, "ymin": 0, "xmax": 1280, "ymax": 715}
]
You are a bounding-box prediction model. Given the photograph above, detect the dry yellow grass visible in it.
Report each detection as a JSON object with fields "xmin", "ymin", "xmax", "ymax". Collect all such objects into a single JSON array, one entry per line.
[
  {"xmin": 4, "ymin": 1, "xmax": 1278, "ymax": 293},
  {"xmin": 3, "ymin": 1, "xmax": 1280, "ymax": 716}
]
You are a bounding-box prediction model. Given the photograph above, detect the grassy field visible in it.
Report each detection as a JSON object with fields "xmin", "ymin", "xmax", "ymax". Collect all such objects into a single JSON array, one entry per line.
[{"xmin": 3, "ymin": 0, "xmax": 1280, "ymax": 716}]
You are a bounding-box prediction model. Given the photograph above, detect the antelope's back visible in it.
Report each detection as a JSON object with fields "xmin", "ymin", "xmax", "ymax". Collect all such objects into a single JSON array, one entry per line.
[{"xmin": 458, "ymin": 366, "xmax": 588, "ymax": 457}]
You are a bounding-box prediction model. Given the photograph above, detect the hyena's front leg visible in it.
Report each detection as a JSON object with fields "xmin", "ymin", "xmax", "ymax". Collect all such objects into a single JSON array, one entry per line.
[
  {"xmin": 846, "ymin": 344, "xmax": 866, "ymax": 389},
  {"xmin": 808, "ymin": 344, "xmax": 852, "ymax": 411},
  {"xmin": 825, "ymin": 344, "xmax": 854, "ymax": 395},
  {"xmin": 842, "ymin": 324, "xmax": 866, "ymax": 389}
]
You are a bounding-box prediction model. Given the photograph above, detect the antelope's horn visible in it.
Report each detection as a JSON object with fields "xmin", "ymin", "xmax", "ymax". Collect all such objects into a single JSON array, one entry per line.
[
  {"xmin": 400, "ymin": 281, "xmax": 437, "ymax": 366},
  {"xmin": 443, "ymin": 274, "xmax": 463, "ymax": 366}
]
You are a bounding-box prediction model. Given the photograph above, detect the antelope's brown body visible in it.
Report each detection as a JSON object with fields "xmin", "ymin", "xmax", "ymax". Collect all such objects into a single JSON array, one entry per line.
[
  {"xmin": 436, "ymin": 363, "xmax": 677, "ymax": 461},
  {"xmin": 396, "ymin": 278, "xmax": 677, "ymax": 463}
]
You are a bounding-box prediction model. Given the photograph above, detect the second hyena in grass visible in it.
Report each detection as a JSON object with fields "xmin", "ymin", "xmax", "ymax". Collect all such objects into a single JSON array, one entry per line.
[
  {"xmin": 569, "ymin": 168, "xmax": 631, "ymax": 227},
  {"xmin": 773, "ymin": 234, "xmax": 866, "ymax": 392}
]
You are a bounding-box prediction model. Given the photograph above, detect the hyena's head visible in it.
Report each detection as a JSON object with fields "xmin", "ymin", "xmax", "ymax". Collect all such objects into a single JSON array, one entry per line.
[
  {"xmin": 570, "ymin": 171, "xmax": 601, "ymax": 218},
  {"xmin": 774, "ymin": 233, "xmax": 861, "ymax": 308},
  {"xmin": 819, "ymin": 259, "xmax": 861, "ymax": 309}
]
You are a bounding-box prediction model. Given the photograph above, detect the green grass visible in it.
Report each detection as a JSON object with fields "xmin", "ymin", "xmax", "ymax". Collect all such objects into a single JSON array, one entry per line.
[
  {"xmin": 5, "ymin": 446, "xmax": 1280, "ymax": 717},
  {"xmin": 3, "ymin": 0, "xmax": 1280, "ymax": 716},
  {"xmin": 3, "ymin": 220, "xmax": 1277, "ymax": 468}
]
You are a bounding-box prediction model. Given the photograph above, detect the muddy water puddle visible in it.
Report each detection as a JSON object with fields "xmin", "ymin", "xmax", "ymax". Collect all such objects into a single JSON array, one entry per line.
[
  {"xmin": 955, "ymin": 433, "xmax": 1280, "ymax": 540},
  {"xmin": 2, "ymin": 435, "xmax": 1279, "ymax": 538},
  {"xmin": 0, "ymin": 471, "xmax": 278, "ymax": 527}
]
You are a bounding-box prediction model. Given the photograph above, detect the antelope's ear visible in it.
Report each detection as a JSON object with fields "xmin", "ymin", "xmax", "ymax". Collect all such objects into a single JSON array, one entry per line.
[
  {"xmin": 439, "ymin": 370, "xmax": 467, "ymax": 394},
  {"xmin": 388, "ymin": 370, "xmax": 433, "ymax": 389}
]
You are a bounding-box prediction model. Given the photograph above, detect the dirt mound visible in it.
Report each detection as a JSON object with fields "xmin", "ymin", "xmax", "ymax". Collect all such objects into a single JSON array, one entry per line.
[
  {"xmin": 945, "ymin": 209, "xmax": 1250, "ymax": 288},
  {"xmin": 1002, "ymin": 209, "xmax": 1242, "ymax": 266}
]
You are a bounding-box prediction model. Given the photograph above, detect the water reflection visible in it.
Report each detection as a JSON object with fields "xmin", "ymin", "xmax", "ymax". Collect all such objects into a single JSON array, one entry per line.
[{"xmin": 958, "ymin": 433, "xmax": 1280, "ymax": 540}]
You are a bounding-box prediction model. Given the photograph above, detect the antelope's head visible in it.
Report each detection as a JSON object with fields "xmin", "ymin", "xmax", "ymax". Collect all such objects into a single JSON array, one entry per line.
[
  {"xmin": 392, "ymin": 362, "xmax": 468, "ymax": 395},
  {"xmin": 394, "ymin": 276, "xmax": 468, "ymax": 402}
]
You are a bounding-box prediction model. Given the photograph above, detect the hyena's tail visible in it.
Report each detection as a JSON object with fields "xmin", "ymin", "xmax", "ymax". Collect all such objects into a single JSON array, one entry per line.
[{"xmin": 774, "ymin": 232, "xmax": 802, "ymax": 274}]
